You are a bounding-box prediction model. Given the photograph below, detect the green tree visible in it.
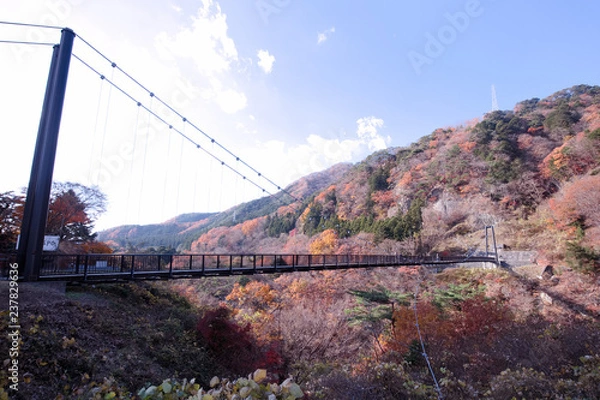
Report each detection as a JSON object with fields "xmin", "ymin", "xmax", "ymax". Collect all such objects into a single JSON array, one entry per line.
[
  {"xmin": 544, "ymin": 102, "xmax": 581, "ymax": 131},
  {"xmin": 302, "ymin": 202, "xmax": 323, "ymax": 236},
  {"xmin": 368, "ymin": 167, "xmax": 390, "ymax": 192},
  {"xmin": 266, "ymin": 213, "xmax": 297, "ymax": 237},
  {"xmin": 516, "ymin": 97, "xmax": 540, "ymax": 115},
  {"xmin": 376, "ymin": 198, "xmax": 424, "ymax": 242}
]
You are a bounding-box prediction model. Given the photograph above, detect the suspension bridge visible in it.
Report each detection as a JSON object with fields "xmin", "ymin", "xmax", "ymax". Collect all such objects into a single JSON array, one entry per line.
[
  {"xmin": 1, "ymin": 23, "xmax": 499, "ymax": 282},
  {"xmin": 2, "ymin": 252, "xmax": 497, "ymax": 283}
]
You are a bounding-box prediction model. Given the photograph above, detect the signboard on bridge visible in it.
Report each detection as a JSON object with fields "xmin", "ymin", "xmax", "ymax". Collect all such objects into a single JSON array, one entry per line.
[
  {"xmin": 43, "ymin": 236, "xmax": 60, "ymax": 251},
  {"xmin": 16, "ymin": 235, "xmax": 61, "ymax": 251}
]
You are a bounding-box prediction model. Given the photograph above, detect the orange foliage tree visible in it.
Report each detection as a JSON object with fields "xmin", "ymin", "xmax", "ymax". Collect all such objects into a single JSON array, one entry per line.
[
  {"xmin": 309, "ymin": 229, "xmax": 339, "ymax": 254},
  {"xmin": 458, "ymin": 140, "xmax": 477, "ymax": 153},
  {"xmin": 46, "ymin": 182, "xmax": 107, "ymax": 243},
  {"xmin": 227, "ymin": 281, "xmax": 278, "ymax": 313},
  {"xmin": 0, "ymin": 183, "xmax": 108, "ymax": 252},
  {"xmin": 541, "ymin": 144, "xmax": 571, "ymax": 179},
  {"xmin": 226, "ymin": 280, "xmax": 280, "ymax": 344},
  {"xmin": 541, "ymin": 133, "xmax": 600, "ymax": 180},
  {"xmin": 241, "ymin": 217, "xmax": 264, "ymax": 236},
  {"xmin": 79, "ymin": 241, "xmax": 113, "ymax": 254},
  {"xmin": 549, "ymin": 175, "xmax": 600, "ymax": 230},
  {"xmin": 371, "ymin": 190, "xmax": 395, "ymax": 210}
]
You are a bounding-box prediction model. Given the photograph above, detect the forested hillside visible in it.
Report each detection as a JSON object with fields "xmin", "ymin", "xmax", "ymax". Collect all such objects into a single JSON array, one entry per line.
[
  {"xmin": 102, "ymin": 84, "xmax": 600, "ymax": 273},
  {"xmin": 98, "ymin": 163, "xmax": 352, "ymax": 252},
  {"xmin": 5, "ymin": 257, "xmax": 600, "ymax": 398}
]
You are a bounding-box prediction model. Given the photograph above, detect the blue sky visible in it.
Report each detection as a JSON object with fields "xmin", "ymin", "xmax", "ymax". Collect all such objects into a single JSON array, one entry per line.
[{"xmin": 1, "ymin": 0, "xmax": 599, "ymax": 230}]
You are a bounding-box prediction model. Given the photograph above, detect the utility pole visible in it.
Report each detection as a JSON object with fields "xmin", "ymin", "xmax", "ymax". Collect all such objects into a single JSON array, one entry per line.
[{"xmin": 17, "ymin": 28, "xmax": 75, "ymax": 281}]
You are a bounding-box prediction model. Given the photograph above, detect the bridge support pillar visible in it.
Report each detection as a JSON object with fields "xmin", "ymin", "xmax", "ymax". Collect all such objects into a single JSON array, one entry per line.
[{"xmin": 17, "ymin": 28, "xmax": 75, "ymax": 281}]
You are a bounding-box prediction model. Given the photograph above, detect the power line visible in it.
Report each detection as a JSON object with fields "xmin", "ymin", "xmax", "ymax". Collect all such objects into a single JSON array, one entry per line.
[{"xmin": 75, "ymin": 33, "xmax": 299, "ymax": 203}]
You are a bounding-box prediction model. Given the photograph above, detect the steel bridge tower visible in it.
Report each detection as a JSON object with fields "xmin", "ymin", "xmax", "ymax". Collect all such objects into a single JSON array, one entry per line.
[{"xmin": 17, "ymin": 28, "xmax": 75, "ymax": 281}]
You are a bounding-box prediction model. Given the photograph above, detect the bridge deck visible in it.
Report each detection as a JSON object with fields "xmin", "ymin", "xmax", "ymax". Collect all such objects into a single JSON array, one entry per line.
[{"xmin": 4, "ymin": 253, "xmax": 498, "ymax": 282}]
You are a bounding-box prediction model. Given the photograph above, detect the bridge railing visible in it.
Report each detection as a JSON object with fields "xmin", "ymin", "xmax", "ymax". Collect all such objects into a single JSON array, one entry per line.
[{"xmin": 29, "ymin": 252, "xmax": 497, "ymax": 281}]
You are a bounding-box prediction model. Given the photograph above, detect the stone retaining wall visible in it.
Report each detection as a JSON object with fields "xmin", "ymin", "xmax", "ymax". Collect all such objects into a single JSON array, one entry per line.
[{"xmin": 498, "ymin": 250, "xmax": 538, "ymax": 267}]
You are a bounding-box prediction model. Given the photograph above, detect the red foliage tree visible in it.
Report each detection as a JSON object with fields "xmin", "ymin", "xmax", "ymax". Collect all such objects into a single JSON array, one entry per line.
[{"xmin": 197, "ymin": 307, "xmax": 277, "ymax": 376}]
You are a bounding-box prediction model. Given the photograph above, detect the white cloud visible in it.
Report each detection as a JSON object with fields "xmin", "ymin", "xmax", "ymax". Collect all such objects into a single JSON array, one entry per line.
[
  {"xmin": 215, "ymin": 89, "xmax": 247, "ymax": 114},
  {"xmin": 155, "ymin": 1, "xmax": 238, "ymax": 75},
  {"xmin": 257, "ymin": 49, "xmax": 275, "ymax": 74},
  {"xmin": 317, "ymin": 27, "xmax": 336, "ymax": 45},
  {"xmin": 154, "ymin": 0, "xmax": 247, "ymax": 113},
  {"xmin": 244, "ymin": 116, "xmax": 389, "ymax": 185},
  {"xmin": 356, "ymin": 116, "xmax": 390, "ymax": 151}
]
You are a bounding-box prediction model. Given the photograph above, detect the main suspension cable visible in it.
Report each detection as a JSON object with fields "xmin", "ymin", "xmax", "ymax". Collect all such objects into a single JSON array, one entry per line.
[
  {"xmin": 0, "ymin": 39, "xmax": 55, "ymax": 46},
  {"xmin": 0, "ymin": 20, "xmax": 64, "ymax": 30},
  {"xmin": 75, "ymin": 34, "xmax": 298, "ymax": 203},
  {"xmin": 72, "ymin": 52, "xmax": 295, "ymax": 208}
]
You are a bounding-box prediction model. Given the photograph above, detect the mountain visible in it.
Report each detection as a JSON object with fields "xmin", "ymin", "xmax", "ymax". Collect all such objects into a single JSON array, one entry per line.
[
  {"xmin": 99, "ymin": 85, "xmax": 600, "ymax": 271},
  {"xmin": 97, "ymin": 163, "xmax": 352, "ymax": 252},
  {"xmin": 98, "ymin": 212, "xmax": 216, "ymax": 251}
]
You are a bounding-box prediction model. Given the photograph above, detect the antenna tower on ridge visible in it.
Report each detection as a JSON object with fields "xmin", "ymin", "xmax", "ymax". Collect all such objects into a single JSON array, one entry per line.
[{"xmin": 491, "ymin": 84, "xmax": 499, "ymax": 111}]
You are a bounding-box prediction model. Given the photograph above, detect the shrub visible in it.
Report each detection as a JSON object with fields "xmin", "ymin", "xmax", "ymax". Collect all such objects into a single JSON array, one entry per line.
[
  {"xmin": 72, "ymin": 371, "xmax": 304, "ymax": 400},
  {"xmin": 565, "ymin": 242, "xmax": 600, "ymax": 274},
  {"xmin": 486, "ymin": 368, "xmax": 555, "ymax": 399},
  {"xmin": 587, "ymin": 128, "xmax": 600, "ymax": 140},
  {"xmin": 314, "ymin": 363, "xmax": 436, "ymax": 400},
  {"xmin": 196, "ymin": 307, "xmax": 266, "ymax": 376},
  {"xmin": 137, "ymin": 372, "xmax": 303, "ymax": 400}
]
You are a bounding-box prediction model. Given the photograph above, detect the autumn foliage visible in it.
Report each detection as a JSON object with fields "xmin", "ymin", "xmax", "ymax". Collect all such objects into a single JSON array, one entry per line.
[
  {"xmin": 196, "ymin": 307, "xmax": 272, "ymax": 376},
  {"xmin": 309, "ymin": 229, "xmax": 339, "ymax": 254},
  {"xmin": 0, "ymin": 182, "xmax": 111, "ymax": 253},
  {"xmin": 167, "ymin": 264, "xmax": 599, "ymax": 398},
  {"xmin": 549, "ymin": 174, "xmax": 600, "ymax": 229}
]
